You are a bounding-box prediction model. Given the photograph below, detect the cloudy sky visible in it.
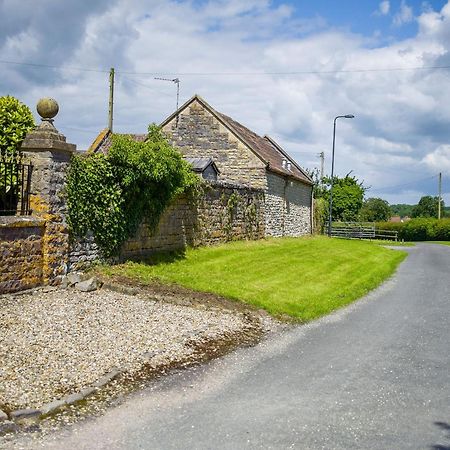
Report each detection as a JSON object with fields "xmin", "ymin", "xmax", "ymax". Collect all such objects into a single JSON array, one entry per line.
[{"xmin": 1, "ymin": 0, "xmax": 450, "ymax": 205}]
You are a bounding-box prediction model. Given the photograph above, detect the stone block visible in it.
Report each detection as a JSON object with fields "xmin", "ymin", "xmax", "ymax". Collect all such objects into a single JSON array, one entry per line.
[
  {"xmin": 80, "ymin": 387, "xmax": 97, "ymax": 398},
  {"xmin": 64, "ymin": 392, "xmax": 84, "ymax": 405},
  {"xmin": 10, "ymin": 409, "xmax": 41, "ymax": 420},
  {"xmin": 92, "ymin": 368, "xmax": 121, "ymax": 388},
  {"xmin": 75, "ymin": 277, "xmax": 99, "ymax": 292},
  {"xmin": 41, "ymin": 399, "xmax": 66, "ymax": 415}
]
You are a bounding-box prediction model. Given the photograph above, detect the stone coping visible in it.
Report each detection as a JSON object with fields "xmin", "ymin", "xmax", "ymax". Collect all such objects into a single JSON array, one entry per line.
[
  {"xmin": 0, "ymin": 216, "xmax": 45, "ymax": 228},
  {"xmin": 205, "ymin": 179, "xmax": 265, "ymax": 193}
]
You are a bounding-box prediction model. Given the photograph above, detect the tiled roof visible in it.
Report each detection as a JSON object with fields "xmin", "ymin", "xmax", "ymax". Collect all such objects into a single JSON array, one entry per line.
[
  {"xmin": 215, "ymin": 111, "xmax": 312, "ymax": 185},
  {"xmin": 88, "ymin": 129, "xmax": 148, "ymax": 154}
]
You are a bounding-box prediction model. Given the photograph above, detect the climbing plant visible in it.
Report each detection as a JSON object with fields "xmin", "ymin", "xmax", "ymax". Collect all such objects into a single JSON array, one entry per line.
[{"xmin": 66, "ymin": 124, "xmax": 198, "ymax": 257}]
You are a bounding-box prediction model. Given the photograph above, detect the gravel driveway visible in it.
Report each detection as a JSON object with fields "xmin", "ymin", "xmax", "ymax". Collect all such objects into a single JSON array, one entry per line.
[{"xmin": 0, "ymin": 286, "xmax": 269, "ymax": 414}]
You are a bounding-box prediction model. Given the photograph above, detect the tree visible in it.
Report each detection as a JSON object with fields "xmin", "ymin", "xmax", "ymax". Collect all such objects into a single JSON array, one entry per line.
[
  {"xmin": 0, "ymin": 96, "xmax": 35, "ymax": 159},
  {"xmin": 360, "ymin": 197, "xmax": 391, "ymax": 222},
  {"xmin": 316, "ymin": 173, "xmax": 366, "ymax": 222},
  {"xmin": 0, "ymin": 96, "xmax": 35, "ymax": 213},
  {"xmin": 411, "ymin": 195, "xmax": 443, "ymax": 218},
  {"xmin": 322, "ymin": 174, "xmax": 366, "ymax": 222},
  {"xmin": 390, "ymin": 203, "xmax": 413, "ymax": 218}
]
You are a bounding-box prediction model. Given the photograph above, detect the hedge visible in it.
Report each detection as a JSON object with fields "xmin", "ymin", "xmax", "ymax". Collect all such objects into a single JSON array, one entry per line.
[{"xmin": 376, "ymin": 218, "xmax": 450, "ymax": 241}]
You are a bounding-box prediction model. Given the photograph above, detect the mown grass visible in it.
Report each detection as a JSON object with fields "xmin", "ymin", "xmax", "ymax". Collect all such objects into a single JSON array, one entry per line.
[{"xmin": 101, "ymin": 236, "xmax": 407, "ymax": 322}]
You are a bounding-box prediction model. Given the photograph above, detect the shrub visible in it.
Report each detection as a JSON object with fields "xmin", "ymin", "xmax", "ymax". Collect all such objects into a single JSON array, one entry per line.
[
  {"xmin": 0, "ymin": 95, "xmax": 35, "ymax": 158},
  {"xmin": 376, "ymin": 218, "xmax": 450, "ymax": 241},
  {"xmin": 313, "ymin": 197, "xmax": 327, "ymax": 234}
]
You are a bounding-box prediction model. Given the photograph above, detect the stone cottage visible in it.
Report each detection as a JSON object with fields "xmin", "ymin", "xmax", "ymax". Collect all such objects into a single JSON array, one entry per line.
[
  {"xmin": 89, "ymin": 95, "xmax": 313, "ymax": 238},
  {"xmin": 160, "ymin": 95, "xmax": 313, "ymax": 237}
]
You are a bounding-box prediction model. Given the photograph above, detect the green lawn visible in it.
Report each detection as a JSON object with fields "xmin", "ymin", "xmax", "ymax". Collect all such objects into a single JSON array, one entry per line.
[
  {"xmin": 102, "ymin": 236, "xmax": 407, "ymax": 322},
  {"xmin": 426, "ymin": 241, "xmax": 450, "ymax": 246}
]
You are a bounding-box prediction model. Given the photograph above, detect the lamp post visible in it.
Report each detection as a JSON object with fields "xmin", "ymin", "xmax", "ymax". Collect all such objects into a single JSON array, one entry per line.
[{"xmin": 328, "ymin": 114, "xmax": 355, "ymax": 237}]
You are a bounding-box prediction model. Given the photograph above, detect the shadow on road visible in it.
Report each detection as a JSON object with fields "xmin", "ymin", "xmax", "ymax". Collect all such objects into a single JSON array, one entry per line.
[{"xmin": 430, "ymin": 421, "xmax": 450, "ymax": 450}]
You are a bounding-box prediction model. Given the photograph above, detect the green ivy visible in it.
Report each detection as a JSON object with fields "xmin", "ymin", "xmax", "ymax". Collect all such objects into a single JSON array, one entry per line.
[{"xmin": 66, "ymin": 124, "xmax": 198, "ymax": 257}]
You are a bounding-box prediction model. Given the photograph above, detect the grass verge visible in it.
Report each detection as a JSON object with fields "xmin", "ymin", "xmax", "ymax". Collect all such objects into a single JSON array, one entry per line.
[
  {"xmin": 369, "ymin": 240, "xmax": 415, "ymax": 247},
  {"xmin": 100, "ymin": 236, "xmax": 407, "ymax": 322},
  {"xmin": 426, "ymin": 241, "xmax": 450, "ymax": 246}
]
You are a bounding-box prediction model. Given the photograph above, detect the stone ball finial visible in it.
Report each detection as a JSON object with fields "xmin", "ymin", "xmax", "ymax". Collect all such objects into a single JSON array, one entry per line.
[{"xmin": 37, "ymin": 98, "xmax": 59, "ymax": 120}]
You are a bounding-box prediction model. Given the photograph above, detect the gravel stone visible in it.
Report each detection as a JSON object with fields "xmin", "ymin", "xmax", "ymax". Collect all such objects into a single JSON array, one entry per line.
[
  {"xmin": 0, "ymin": 288, "xmax": 257, "ymax": 411},
  {"xmin": 0, "ymin": 410, "xmax": 7, "ymax": 422},
  {"xmin": 0, "ymin": 420, "xmax": 17, "ymax": 434}
]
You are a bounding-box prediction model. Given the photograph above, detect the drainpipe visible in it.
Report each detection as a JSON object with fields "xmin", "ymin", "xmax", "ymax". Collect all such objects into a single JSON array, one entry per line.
[
  {"xmin": 310, "ymin": 186, "xmax": 314, "ymax": 235},
  {"xmin": 282, "ymin": 177, "xmax": 288, "ymax": 236}
]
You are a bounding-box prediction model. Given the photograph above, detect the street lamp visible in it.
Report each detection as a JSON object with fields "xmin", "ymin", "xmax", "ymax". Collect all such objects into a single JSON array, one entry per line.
[{"xmin": 328, "ymin": 114, "xmax": 355, "ymax": 237}]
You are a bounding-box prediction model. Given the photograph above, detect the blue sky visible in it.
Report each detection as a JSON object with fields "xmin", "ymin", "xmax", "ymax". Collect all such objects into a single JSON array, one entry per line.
[
  {"xmin": 274, "ymin": 0, "xmax": 446, "ymax": 39},
  {"xmin": 1, "ymin": 0, "xmax": 450, "ymax": 205}
]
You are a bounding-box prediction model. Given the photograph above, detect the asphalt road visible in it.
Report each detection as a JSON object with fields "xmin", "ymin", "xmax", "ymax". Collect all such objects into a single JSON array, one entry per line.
[{"xmin": 22, "ymin": 243, "xmax": 450, "ymax": 449}]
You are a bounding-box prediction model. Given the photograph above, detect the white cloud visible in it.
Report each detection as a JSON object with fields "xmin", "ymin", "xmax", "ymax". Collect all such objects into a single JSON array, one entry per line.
[
  {"xmin": 393, "ymin": 1, "xmax": 414, "ymax": 26},
  {"xmin": 422, "ymin": 145, "xmax": 450, "ymax": 172},
  {"xmin": 379, "ymin": 1, "xmax": 390, "ymax": 16}
]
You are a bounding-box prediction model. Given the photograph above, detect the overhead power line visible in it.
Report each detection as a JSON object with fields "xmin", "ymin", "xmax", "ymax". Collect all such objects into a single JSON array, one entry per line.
[
  {"xmin": 370, "ymin": 174, "xmax": 438, "ymax": 192},
  {"xmin": 1, "ymin": 59, "xmax": 450, "ymax": 77},
  {"xmin": 118, "ymin": 75, "xmax": 174, "ymax": 97},
  {"xmin": 0, "ymin": 59, "xmax": 108, "ymax": 73},
  {"xmin": 119, "ymin": 65, "xmax": 450, "ymax": 76}
]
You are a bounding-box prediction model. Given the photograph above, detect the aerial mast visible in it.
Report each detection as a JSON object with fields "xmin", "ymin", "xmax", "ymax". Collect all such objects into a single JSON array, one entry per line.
[{"xmin": 154, "ymin": 77, "xmax": 180, "ymax": 127}]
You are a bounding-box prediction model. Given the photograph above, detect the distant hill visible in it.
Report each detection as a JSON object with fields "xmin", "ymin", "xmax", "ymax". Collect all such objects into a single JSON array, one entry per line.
[
  {"xmin": 390, "ymin": 204, "xmax": 413, "ymax": 217},
  {"xmin": 390, "ymin": 204, "xmax": 450, "ymax": 218}
]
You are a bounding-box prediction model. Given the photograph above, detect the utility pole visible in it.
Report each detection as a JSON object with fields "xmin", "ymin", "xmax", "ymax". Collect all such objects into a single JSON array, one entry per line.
[
  {"xmin": 154, "ymin": 77, "xmax": 180, "ymax": 127},
  {"xmin": 438, "ymin": 172, "xmax": 442, "ymax": 219},
  {"xmin": 319, "ymin": 151, "xmax": 324, "ymax": 180},
  {"xmin": 108, "ymin": 67, "xmax": 115, "ymax": 132}
]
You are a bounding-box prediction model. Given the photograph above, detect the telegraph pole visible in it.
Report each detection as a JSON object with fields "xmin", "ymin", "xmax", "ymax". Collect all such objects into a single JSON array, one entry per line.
[
  {"xmin": 108, "ymin": 67, "xmax": 115, "ymax": 131},
  {"xmin": 438, "ymin": 172, "xmax": 442, "ymax": 219}
]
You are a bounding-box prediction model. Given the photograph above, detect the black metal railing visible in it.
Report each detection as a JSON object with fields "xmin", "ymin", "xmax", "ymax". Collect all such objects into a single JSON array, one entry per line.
[{"xmin": 0, "ymin": 155, "xmax": 33, "ymax": 215}]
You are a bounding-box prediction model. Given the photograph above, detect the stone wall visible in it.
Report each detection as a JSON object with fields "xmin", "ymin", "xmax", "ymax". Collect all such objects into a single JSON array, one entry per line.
[
  {"xmin": 122, "ymin": 181, "xmax": 265, "ymax": 259},
  {"xmin": 162, "ymin": 100, "xmax": 267, "ymax": 189},
  {"xmin": 20, "ymin": 117, "xmax": 75, "ymax": 285},
  {"xmin": 265, "ymin": 172, "xmax": 312, "ymax": 237},
  {"xmin": 0, "ymin": 217, "xmax": 45, "ymax": 294},
  {"xmin": 68, "ymin": 233, "xmax": 101, "ymax": 272}
]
